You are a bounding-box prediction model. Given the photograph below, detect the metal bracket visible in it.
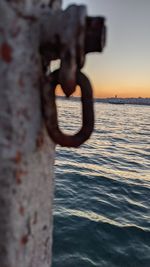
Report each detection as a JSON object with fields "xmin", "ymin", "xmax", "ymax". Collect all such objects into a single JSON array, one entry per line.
[
  {"xmin": 40, "ymin": 5, "xmax": 106, "ymax": 97},
  {"xmin": 39, "ymin": 4, "xmax": 107, "ymax": 147}
]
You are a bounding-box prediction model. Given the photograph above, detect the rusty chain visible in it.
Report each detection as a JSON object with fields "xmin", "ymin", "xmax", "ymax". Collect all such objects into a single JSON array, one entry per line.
[{"xmin": 42, "ymin": 70, "xmax": 94, "ymax": 147}]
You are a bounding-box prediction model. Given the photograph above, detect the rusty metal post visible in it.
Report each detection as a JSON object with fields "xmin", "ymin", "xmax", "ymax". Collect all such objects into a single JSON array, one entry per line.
[{"xmin": 0, "ymin": 1, "xmax": 61, "ymax": 267}]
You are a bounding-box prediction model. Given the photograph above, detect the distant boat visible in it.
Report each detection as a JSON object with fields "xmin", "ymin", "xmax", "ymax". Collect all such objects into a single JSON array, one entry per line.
[{"xmin": 108, "ymin": 98, "xmax": 125, "ymax": 105}]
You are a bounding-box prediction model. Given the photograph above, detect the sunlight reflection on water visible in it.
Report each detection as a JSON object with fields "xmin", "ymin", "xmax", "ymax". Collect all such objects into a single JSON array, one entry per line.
[{"xmin": 52, "ymin": 100, "xmax": 150, "ymax": 267}]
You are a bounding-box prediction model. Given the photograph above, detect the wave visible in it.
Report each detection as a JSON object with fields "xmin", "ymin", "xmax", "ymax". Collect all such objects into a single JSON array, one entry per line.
[{"xmin": 52, "ymin": 102, "xmax": 150, "ymax": 267}]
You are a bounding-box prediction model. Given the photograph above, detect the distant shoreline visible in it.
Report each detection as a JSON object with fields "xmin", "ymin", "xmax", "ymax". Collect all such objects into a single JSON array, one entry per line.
[
  {"xmin": 95, "ymin": 97, "xmax": 150, "ymax": 106},
  {"xmin": 57, "ymin": 95, "xmax": 150, "ymax": 106}
]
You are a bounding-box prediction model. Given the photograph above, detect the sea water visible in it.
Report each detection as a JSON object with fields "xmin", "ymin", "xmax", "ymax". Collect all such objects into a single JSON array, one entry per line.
[{"xmin": 52, "ymin": 99, "xmax": 150, "ymax": 267}]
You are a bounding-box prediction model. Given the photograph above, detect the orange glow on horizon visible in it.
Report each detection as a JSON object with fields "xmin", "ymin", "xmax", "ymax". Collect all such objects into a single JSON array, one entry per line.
[
  {"xmin": 93, "ymin": 86, "xmax": 150, "ymax": 98},
  {"xmin": 55, "ymin": 84, "xmax": 150, "ymax": 98}
]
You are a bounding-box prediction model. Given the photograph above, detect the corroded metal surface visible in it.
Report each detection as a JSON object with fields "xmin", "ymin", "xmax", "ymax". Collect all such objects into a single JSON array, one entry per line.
[
  {"xmin": 0, "ymin": 1, "xmax": 60, "ymax": 267},
  {"xmin": 40, "ymin": 5, "xmax": 106, "ymax": 96},
  {"xmin": 40, "ymin": 5, "xmax": 87, "ymax": 96},
  {"xmin": 39, "ymin": 5, "xmax": 106, "ymax": 146},
  {"xmin": 42, "ymin": 70, "xmax": 94, "ymax": 147}
]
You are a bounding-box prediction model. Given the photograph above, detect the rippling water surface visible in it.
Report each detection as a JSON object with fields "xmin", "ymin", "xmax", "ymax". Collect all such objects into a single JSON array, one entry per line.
[{"xmin": 52, "ymin": 99, "xmax": 150, "ymax": 267}]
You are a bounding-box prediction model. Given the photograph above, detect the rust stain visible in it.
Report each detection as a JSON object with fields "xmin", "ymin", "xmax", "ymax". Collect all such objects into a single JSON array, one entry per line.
[
  {"xmin": 20, "ymin": 235, "xmax": 28, "ymax": 245},
  {"xmin": 15, "ymin": 170, "xmax": 27, "ymax": 185},
  {"xmin": 13, "ymin": 151, "xmax": 22, "ymax": 164},
  {"xmin": 0, "ymin": 42, "xmax": 13, "ymax": 63},
  {"xmin": 15, "ymin": 172, "xmax": 22, "ymax": 185}
]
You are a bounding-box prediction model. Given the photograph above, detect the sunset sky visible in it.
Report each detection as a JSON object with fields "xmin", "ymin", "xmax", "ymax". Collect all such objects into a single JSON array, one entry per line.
[{"xmin": 63, "ymin": 0, "xmax": 150, "ymax": 98}]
